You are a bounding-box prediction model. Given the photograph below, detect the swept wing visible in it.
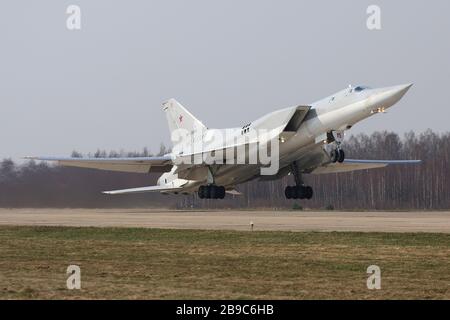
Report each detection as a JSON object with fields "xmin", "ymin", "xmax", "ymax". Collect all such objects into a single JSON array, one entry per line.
[{"xmin": 25, "ymin": 155, "xmax": 173, "ymax": 173}]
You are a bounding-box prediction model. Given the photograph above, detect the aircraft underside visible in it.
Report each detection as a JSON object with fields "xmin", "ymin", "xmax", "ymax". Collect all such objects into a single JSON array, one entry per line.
[{"xmin": 182, "ymin": 142, "xmax": 339, "ymax": 200}]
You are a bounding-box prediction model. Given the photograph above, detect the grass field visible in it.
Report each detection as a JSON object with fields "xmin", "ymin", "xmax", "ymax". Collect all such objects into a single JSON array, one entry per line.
[{"xmin": 0, "ymin": 226, "xmax": 449, "ymax": 299}]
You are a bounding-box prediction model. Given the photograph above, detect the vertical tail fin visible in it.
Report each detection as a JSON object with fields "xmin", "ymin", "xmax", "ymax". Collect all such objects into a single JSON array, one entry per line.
[{"xmin": 162, "ymin": 99, "xmax": 207, "ymax": 141}]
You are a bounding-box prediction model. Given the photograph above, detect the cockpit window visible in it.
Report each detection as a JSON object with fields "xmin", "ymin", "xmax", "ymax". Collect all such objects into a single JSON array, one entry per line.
[{"xmin": 354, "ymin": 86, "xmax": 370, "ymax": 92}]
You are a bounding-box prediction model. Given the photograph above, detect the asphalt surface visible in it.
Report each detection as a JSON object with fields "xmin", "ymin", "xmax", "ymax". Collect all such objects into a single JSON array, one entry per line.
[{"xmin": 0, "ymin": 209, "xmax": 449, "ymax": 233}]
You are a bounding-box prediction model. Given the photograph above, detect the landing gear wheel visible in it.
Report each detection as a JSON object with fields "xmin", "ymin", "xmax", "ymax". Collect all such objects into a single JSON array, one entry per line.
[
  {"xmin": 198, "ymin": 185, "xmax": 226, "ymax": 199},
  {"xmin": 338, "ymin": 149, "xmax": 345, "ymax": 163},
  {"xmin": 331, "ymin": 149, "xmax": 345, "ymax": 163},
  {"xmin": 284, "ymin": 185, "xmax": 313, "ymax": 200},
  {"xmin": 210, "ymin": 185, "xmax": 218, "ymax": 199},
  {"xmin": 218, "ymin": 186, "xmax": 226, "ymax": 199},
  {"xmin": 205, "ymin": 186, "xmax": 211, "ymax": 199},
  {"xmin": 305, "ymin": 186, "xmax": 313, "ymax": 199},
  {"xmin": 198, "ymin": 186, "xmax": 205, "ymax": 199},
  {"xmin": 296, "ymin": 186, "xmax": 306, "ymax": 199},
  {"xmin": 285, "ymin": 186, "xmax": 293, "ymax": 199},
  {"xmin": 331, "ymin": 150, "xmax": 339, "ymax": 163}
]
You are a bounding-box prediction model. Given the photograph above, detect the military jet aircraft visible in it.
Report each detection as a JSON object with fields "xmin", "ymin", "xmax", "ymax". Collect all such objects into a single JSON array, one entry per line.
[{"xmin": 28, "ymin": 84, "xmax": 420, "ymax": 200}]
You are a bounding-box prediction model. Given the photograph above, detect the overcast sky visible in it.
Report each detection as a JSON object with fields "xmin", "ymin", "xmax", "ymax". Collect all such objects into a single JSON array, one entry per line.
[{"xmin": 1, "ymin": 0, "xmax": 449, "ymax": 160}]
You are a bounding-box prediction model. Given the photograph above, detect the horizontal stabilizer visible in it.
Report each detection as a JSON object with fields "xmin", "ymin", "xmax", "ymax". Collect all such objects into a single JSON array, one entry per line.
[{"xmin": 103, "ymin": 185, "xmax": 182, "ymax": 195}]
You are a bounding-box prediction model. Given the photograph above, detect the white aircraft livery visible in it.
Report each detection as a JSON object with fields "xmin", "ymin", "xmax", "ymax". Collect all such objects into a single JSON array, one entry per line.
[{"xmin": 29, "ymin": 84, "xmax": 420, "ymax": 200}]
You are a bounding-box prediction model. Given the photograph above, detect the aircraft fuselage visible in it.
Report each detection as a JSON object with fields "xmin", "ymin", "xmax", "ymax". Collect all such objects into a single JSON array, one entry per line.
[{"xmin": 160, "ymin": 84, "xmax": 413, "ymax": 193}]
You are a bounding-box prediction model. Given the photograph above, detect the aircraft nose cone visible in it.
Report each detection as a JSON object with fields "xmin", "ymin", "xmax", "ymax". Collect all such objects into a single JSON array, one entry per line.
[
  {"xmin": 375, "ymin": 83, "xmax": 413, "ymax": 109},
  {"xmin": 391, "ymin": 83, "xmax": 413, "ymax": 99}
]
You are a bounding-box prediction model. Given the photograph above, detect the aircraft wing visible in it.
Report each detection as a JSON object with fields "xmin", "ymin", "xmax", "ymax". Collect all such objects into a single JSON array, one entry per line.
[
  {"xmin": 310, "ymin": 159, "xmax": 421, "ymax": 174},
  {"xmin": 25, "ymin": 155, "xmax": 173, "ymax": 173},
  {"xmin": 103, "ymin": 185, "xmax": 183, "ymax": 195}
]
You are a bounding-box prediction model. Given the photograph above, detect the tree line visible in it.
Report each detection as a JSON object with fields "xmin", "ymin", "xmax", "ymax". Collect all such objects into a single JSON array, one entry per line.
[{"xmin": 0, "ymin": 130, "xmax": 449, "ymax": 210}]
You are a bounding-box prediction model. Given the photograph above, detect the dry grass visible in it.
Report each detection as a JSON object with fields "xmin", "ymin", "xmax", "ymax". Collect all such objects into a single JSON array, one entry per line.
[{"xmin": 0, "ymin": 226, "xmax": 448, "ymax": 299}]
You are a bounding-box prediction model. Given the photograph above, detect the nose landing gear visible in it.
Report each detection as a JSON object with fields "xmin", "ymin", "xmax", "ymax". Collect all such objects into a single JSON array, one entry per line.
[{"xmin": 329, "ymin": 130, "xmax": 346, "ymax": 163}]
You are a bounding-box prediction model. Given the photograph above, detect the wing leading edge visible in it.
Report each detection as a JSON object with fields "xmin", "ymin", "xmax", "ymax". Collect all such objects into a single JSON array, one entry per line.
[{"xmin": 25, "ymin": 155, "xmax": 173, "ymax": 173}]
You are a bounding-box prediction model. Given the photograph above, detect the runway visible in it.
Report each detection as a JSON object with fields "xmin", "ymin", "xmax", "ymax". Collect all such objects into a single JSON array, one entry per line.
[{"xmin": 0, "ymin": 209, "xmax": 449, "ymax": 233}]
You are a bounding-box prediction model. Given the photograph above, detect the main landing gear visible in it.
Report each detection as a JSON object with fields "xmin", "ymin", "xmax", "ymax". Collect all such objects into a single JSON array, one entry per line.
[
  {"xmin": 198, "ymin": 167, "xmax": 226, "ymax": 199},
  {"xmin": 284, "ymin": 161, "xmax": 314, "ymax": 200},
  {"xmin": 198, "ymin": 185, "xmax": 226, "ymax": 199}
]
